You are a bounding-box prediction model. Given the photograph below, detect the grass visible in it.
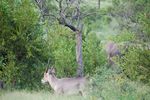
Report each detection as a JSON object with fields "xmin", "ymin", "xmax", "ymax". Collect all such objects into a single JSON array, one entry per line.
[{"xmin": 0, "ymin": 90, "xmax": 85, "ymax": 100}]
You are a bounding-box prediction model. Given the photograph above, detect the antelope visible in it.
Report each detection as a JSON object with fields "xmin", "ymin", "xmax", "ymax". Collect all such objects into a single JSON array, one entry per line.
[
  {"xmin": 105, "ymin": 41, "xmax": 121, "ymax": 65},
  {"xmin": 41, "ymin": 67, "xmax": 87, "ymax": 95}
]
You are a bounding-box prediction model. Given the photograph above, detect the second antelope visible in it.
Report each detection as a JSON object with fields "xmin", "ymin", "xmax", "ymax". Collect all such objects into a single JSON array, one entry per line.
[
  {"xmin": 41, "ymin": 67, "xmax": 87, "ymax": 95},
  {"xmin": 105, "ymin": 41, "xmax": 121, "ymax": 65}
]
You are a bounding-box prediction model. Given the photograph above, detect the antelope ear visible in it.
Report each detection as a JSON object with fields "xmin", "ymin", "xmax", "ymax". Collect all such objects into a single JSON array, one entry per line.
[
  {"xmin": 45, "ymin": 67, "xmax": 48, "ymax": 73},
  {"xmin": 47, "ymin": 67, "xmax": 51, "ymax": 74},
  {"xmin": 51, "ymin": 67, "xmax": 55, "ymax": 74}
]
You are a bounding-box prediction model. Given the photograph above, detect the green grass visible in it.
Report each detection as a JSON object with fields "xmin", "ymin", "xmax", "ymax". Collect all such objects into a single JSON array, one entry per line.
[{"xmin": 0, "ymin": 90, "xmax": 85, "ymax": 100}]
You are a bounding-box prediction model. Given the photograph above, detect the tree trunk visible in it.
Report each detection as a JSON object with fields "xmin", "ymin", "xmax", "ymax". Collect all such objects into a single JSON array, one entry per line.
[{"xmin": 76, "ymin": 31, "xmax": 83, "ymax": 77}]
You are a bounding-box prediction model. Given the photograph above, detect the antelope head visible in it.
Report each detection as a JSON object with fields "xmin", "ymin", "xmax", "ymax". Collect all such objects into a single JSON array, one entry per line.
[{"xmin": 41, "ymin": 67, "xmax": 55, "ymax": 84}]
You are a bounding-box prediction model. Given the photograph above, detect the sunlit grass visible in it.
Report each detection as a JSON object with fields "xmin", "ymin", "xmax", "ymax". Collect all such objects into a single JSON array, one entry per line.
[{"xmin": 0, "ymin": 90, "xmax": 85, "ymax": 100}]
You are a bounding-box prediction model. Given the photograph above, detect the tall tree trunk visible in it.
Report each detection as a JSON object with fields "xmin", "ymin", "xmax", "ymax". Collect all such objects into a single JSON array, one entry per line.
[
  {"xmin": 35, "ymin": 0, "xmax": 86, "ymax": 77},
  {"xmin": 76, "ymin": 31, "xmax": 83, "ymax": 77}
]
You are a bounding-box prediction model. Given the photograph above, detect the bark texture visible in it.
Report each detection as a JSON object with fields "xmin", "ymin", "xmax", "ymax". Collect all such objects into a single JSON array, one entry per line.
[{"xmin": 76, "ymin": 31, "xmax": 83, "ymax": 77}]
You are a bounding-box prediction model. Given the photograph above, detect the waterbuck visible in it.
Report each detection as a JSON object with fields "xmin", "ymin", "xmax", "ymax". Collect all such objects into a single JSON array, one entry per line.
[
  {"xmin": 105, "ymin": 41, "xmax": 121, "ymax": 65},
  {"xmin": 41, "ymin": 67, "xmax": 87, "ymax": 95}
]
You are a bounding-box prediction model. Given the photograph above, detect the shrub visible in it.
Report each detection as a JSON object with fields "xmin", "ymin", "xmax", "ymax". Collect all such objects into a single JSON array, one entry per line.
[{"xmin": 89, "ymin": 65, "xmax": 150, "ymax": 100}]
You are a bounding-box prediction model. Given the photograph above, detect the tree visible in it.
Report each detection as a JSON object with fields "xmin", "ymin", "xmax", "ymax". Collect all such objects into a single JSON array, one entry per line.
[{"xmin": 35, "ymin": 0, "xmax": 96, "ymax": 77}]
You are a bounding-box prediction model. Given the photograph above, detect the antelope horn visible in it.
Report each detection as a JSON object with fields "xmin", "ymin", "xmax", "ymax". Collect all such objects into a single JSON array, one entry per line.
[{"xmin": 45, "ymin": 67, "xmax": 48, "ymax": 73}]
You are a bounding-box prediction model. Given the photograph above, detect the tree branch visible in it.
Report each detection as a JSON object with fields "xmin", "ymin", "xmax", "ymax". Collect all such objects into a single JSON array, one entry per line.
[
  {"xmin": 43, "ymin": 13, "xmax": 58, "ymax": 19},
  {"xmin": 81, "ymin": 12, "xmax": 97, "ymax": 18}
]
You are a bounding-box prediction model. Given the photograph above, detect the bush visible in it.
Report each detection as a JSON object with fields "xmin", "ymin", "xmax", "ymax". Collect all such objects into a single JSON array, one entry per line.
[
  {"xmin": 89, "ymin": 65, "xmax": 150, "ymax": 100},
  {"xmin": 118, "ymin": 47, "xmax": 150, "ymax": 85},
  {"xmin": 0, "ymin": 0, "xmax": 51, "ymax": 89},
  {"xmin": 108, "ymin": 29, "xmax": 150, "ymax": 85}
]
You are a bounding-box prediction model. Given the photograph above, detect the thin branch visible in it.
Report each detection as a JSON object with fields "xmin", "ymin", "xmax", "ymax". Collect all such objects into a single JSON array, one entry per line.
[
  {"xmin": 43, "ymin": 13, "xmax": 58, "ymax": 19},
  {"xmin": 81, "ymin": 12, "xmax": 97, "ymax": 18},
  {"xmin": 58, "ymin": 0, "xmax": 63, "ymax": 13},
  {"xmin": 35, "ymin": 0, "xmax": 42, "ymax": 9}
]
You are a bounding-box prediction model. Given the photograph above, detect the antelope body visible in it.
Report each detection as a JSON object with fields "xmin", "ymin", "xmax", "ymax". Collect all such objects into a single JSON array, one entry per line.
[
  {"xmin": 105, "ymin": 41, "xmax": 121, "ymax": 65},
  {"xmin": 41, "ymin": 67, "xmax": 87, "ymax": 95}
]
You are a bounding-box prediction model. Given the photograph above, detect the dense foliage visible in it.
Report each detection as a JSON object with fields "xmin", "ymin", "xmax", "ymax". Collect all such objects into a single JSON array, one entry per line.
[
  {"xmin": 90, "ymin": 65, "xmax": 150, "ymax": 100},
  {"xmin": 0, "ymin": 0, "xmax": 106, "ymax": 89},
  {"xmin": 0, "ymin": 1, "xmax": 149, "ymax": 100},
  {"xmin": 109, "ymin": 0, "xmax": 150, "ymax": 85},
  {"xmin": 0, "ymin": 0, "xmax": 50, "ymax": 89}
]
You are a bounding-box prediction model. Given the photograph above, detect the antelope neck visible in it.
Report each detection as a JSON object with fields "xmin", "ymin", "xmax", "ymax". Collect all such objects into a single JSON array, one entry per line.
[{"xmin": 48, "ymin": 74, "xmax": 58, "ymax": 88}]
